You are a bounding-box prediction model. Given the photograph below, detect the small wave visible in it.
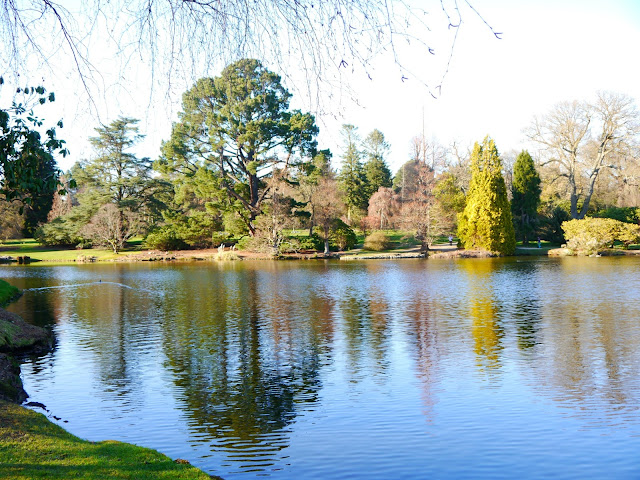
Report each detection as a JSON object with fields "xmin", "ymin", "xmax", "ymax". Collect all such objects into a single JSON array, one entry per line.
[{"xmin": 24, "ymin": 281, "xmax": 164, "ymax": 297}]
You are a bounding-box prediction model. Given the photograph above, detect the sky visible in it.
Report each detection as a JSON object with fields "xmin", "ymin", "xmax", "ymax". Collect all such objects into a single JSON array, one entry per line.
[{"xmin": 5, "ymin": 0, "xmax": 640, "ymax": 176}]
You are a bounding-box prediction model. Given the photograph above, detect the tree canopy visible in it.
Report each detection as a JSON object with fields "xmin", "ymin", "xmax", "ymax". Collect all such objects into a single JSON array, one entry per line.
[
  {"xmin": 338, "ymin": 124, "xmax": 368, "ymax": 221},
  {"xmin": 362, "ymin": 129, "xmax": 393, "ymax": 198},
  {"xmin": 158, "ymin": 59, "xmax": 318, "ymax": 236},
  {"xmin": 0, "ymin": 81, "xmax": 68, "ymax": 209}
]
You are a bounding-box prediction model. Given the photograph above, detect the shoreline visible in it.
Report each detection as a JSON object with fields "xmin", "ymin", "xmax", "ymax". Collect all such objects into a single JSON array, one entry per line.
[{"xmin": 0, "ymin": 243, "xmax": 568, "ymax": 264}]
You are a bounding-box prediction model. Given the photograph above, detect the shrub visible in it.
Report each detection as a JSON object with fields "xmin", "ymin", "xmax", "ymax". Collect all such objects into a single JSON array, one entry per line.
[
  {"xmin": 144, "ymin": 226, "xmax": 187, "ymax": 250},
  {"xmin": 215, "ymin": 251, "xmax": 240, "ymax": 261},
  {"xmin": 363, "ymin": 231, "xmax": 391, "ymax": 251},
  {"xmin": 34, "ymin": 217, "xmax": 84, "ymax": 247},
  {"xmin": 592, "ymin": 207, "xmax": 640, "ymax": 224},
  {"xmin": 562, "ymin": 217, "xmax": 640, "ymax": 255},
  {"xmin": 329, "ymin": 219, "xmax": 357, "ymax": 251},
  {"xmin": 538, "ymin": 204, "xmax": 571, "ymax": 244},
  {"xmin": 211, "ymin": 231, "xmax": 231, "ymax": 247},
  {"xmin": 296, "ymin": 233, "xmax": 324, "ymax": 251},
  {"xmin": 176, "ymin": 212, "xmax": 223, "ymax": 248}
]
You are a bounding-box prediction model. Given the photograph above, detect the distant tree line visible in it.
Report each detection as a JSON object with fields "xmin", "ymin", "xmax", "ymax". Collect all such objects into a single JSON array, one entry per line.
[{"xmin": 3, "ymin": 60, "xmax": 640, "ymax": 255}]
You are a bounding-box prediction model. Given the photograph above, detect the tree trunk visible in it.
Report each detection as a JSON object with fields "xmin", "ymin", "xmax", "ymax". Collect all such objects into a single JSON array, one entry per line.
[{"xmin": 323, "ymin": 226, "xmax": 330, "ymax": 255}]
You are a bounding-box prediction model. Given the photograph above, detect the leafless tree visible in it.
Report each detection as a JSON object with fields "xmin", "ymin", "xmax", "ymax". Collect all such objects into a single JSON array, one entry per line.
[
  {"xmin": 82, "ymin": 203, "xmax": 140, "ymax": 253},
  {"xmin": 368, "ymin": 186, "xmax": 400, "ymax": 230},
  {"xmin": 399, "ymin": 161, "xmax": 443, "ymax": 251},
  {"xmin": 526, "ymin": 91, "xmax": 640, "ymax": 219},
  {"xmin": 47, "ymin": 175, "xmax": 76, "ymax": 222},
  {"xmin": 311, "ymin": 176, "xmax": 344, "ymax": 255},
  {"xmin": 410, "ymin": 134, "xmax": 449, "ymax": 171}
]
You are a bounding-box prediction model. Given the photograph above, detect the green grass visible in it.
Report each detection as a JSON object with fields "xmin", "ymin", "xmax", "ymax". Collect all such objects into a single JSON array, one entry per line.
[
  {"xmin": 0, "ymin": 280, "xmax": 20, "ymax": 307},
  {"xmin": 0, "ymin": 239, "xmax": 139, "ymax": 263},
  {"xmin": 0, "ymin": 401, "xmax": 215, "ymax": 480}
]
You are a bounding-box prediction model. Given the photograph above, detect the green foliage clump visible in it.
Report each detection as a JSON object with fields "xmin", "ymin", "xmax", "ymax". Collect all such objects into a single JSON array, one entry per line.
[
  {"xmin": 363, "ymin": 231, "xmax": 391, "ymax": 251},
  {"xmin": 434, "ymin": 172, "xmax": 466, "ymax": 212},
  {"xmin": 294, "ymin": 232, "xmax": 324, "ymax": 251},
  {"xmin": 34, "ymin": 215, "xmax": 86, "ymax": 247},
  {"xmin": 591, "ymin": 207, "xmax": 640, "ymax": 224},
  {"xmin": 457, "ymin": 137, "xmax": 516, "ymax": 255},
  {"xmin": 537, "ymin": 203, "xmax": 571, "ymax": 244},
  {"xmin": 329, "ymin": 219, "xmax": 357, "ymax": 251},
  {"xmin": 562, "ymin": 217, "xmax": 640, "ymax": 255},
  {"xmin": 144, "ymin": 227, "xmax": 187, "ymax": 250},
  {"xmin": 146, "ymin": 211, "xmax": 227, "ymax": 250},
  {"xmin": 0, "ymin": 81, "xmax": 68, "ymax": 208}
]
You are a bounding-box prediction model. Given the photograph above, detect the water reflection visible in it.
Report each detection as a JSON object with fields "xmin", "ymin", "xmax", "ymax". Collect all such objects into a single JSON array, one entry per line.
[
  {"xmin": 157, "ymin": 267, "xmax": 330, "ymax": 471},
  {"xmin": 462, "ymin": 259, "xmax": 505, "ymax": 371},
  {"xmin": 5, "ymin": 257, "xmax": 640, "ymax": 479}
]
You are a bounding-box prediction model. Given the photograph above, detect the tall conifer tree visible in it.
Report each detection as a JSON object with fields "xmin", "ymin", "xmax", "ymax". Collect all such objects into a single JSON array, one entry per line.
[
  {"xmin": 338, "ymin": 124, "xmax": 368, "ymax": 221},
  {"xmin": 457, "ymin": 137, "xmax": 515, "ymax": 255},
  {"xmin": 362, "ymin": 129, "xmax": 392, "ymax": 198},
  {"xmin": 511, "ymin": 150, "xmax": 541, "ymax": 244}
]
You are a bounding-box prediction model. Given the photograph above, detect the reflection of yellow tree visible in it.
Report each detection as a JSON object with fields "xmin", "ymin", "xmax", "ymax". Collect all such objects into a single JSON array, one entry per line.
[
  {"xmin": 462, "ymin": 259, "xmax": 504, "ymax": 371},
  {"xmin": 470, "ymin": 299, "xmax": 502, "ymax": 370}
]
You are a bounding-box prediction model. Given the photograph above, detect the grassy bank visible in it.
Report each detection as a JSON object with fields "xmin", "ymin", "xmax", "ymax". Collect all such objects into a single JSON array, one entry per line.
[
  {"xmin": 0, "ymin": 280, "xmax": 20, "ymax": 306},
  {"xmin": 0, "ymin": 400, "xmax": 214, "ymax": 480}
]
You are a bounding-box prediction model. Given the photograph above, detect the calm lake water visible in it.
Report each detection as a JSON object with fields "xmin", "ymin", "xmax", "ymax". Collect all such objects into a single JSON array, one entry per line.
[{"xmin": 4, "ymin": 257, "xmax": 640, "ymax": 479}]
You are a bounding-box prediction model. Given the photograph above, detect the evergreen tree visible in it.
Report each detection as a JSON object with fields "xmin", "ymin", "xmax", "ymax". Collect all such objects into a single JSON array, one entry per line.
[
  {"xmin": 159, "ymin": 59, "xmax": 318, "ymax": 236},
  {"xmin": 362, "ymin": 129, "xmax": 392, "ymax": 198},
  {"xmin": 22, "ymin": 150, "xmax": 57, "ymax": 235},
  {"xmin": 392, "ymin": 159, "xmax": 420, "ymax": 200},
  {"xmin": 70, "ymin": 117, "xmax": 169, "ymax": 251},
  {"xmin": 338, "ymin": 124, "xmax": 368, "ymax": 221},
  {"xmin": 434, "ymin": 171, "xmax": 466, "ymax": 232},
  {"xmin": 511, "ymin": 150, "xmax": 541, "ymax": 244},
  {"xmin": 457, "ymin": 137, "xmax": 515, "ymax": 255}
]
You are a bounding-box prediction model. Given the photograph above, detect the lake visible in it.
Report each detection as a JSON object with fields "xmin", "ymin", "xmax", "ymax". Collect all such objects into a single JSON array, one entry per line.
[{"xmin": 3, "ymin": 256, "xmax": 640, "ymax": 479}]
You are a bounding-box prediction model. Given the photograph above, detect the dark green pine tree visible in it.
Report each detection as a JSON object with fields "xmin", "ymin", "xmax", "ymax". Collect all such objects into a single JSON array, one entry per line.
[
  {"xmin": 511, "ymin": 150, "xmax": 541, "ymax": 244},
  {"xmin": 338, "ymin": 124, "xmax": 368, "ymax": 221},
  {"xmin": 457, "ymin": 136, "xmax": 516, "ymax": 255},
  {"xmin": 362, "ymin": 129, "xmax": 392, "ymax": 199}
]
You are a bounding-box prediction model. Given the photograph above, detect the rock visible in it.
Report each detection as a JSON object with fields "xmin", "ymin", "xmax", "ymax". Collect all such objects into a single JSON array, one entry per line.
[
  {"xmin": 0, "ymin": 308, "xmax": 52, "ymax": 353},
  {"xmin": 0, "ymin": 353, "xmax": 27, "ymax": 403}
]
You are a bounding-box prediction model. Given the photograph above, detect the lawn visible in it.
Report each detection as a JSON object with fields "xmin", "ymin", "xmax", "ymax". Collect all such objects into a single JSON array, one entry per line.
[
  {"xmin": 0, "ymin": 239, "xmax": 139, "ymax": 263},
  {"xmin": 0, "ymin": 401, "xmax": 214, "ymax": 480}
]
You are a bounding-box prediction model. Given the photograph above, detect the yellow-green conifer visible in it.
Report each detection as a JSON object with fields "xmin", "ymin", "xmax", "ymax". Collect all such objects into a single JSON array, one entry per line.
[{"xmin": 457, "ymin": 137, "xmax": 516, "ymax": 255}]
